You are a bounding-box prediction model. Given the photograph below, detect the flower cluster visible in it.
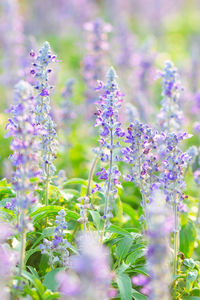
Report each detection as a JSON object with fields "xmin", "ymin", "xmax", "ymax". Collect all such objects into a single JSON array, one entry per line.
[
  {"xmin": 40, "ymin": 209, "xmax": 71, "ymax": 268},
  {"xmin": 157, "ymin": 61, "xmax": 183, "ymax": 132},
  {"xmin": 30, "ymin": 41, "xmax": 58, "ymax": 182},
  {"xmin": 122, "ymin": 120, "xmax": 158, "ymax": 219},
  {"xmin": 158, "ymin": 133, "xmax": 190, "ymax": 216},
  {"xmin": 93, "ymin": 67, "xmax": 124, "ymax": 219},
  {"xmin": 5, "ymin": 80, "xmax": 41, "ymax": 220},
  {"xmin": 56, "ymin": 233, "xmax": 115, "ymax": 300},
  {"xmin": 122, "ymin": 122, "xmax": 191, "ymax": 224},
  {"xmin": 82, "ymin": 19, "xmax": 112, "ymax": 106}
]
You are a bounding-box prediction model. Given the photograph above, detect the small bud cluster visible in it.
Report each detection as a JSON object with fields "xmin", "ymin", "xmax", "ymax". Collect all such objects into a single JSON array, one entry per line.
[
  {"xmin": 40, "ymin": 210, "xmax": 71, "ymax": 268},
  {"xmin": 77, "ymin": 196, "xmax": 93, "ymax": 227},
  {"xmin": 157, "ymin": 61, "xmax": 183, "ymax": 132}
]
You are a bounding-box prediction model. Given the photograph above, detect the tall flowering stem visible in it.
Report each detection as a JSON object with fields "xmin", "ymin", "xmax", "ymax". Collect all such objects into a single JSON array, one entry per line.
[
  {"xmin": 122, "ymin": 121, "xmax": 158, "ymax": 226},
  {"xmin": 30, "ymin": 42, "xmax": 58, "ymax": 206},
  {"xmin": 157, "ymin": 61, "xmax": 190, "ymax": 275},
  {"xmin": 5, "ymin": 81, "xmax": 41, "ymax": 285},
  {"xmin": 93, "ymin": 67, "xmax": 124, "ymax": 233},
  {"xmin": 82, "ymin": 19, "xmax": 112, "ymax": 108}
]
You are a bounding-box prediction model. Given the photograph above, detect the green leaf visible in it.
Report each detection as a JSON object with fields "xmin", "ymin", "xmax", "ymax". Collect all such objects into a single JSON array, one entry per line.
[
  {"xmin": 182, "ymin": 297, "xmax": 200, "ymax": 300},
  {"xmin": 89, "ymin": 210, "xmax": 101, "ymax": 230},
  {"xmin": 107, "ymin": 225, "xmax": 132, "ymax": 237},
  {"xmin": 116, "ymin": 273, "xmax": 132, "ymax": 300},
  {"xmin": 60, "ymin": 189, "xmax": 79, "ymax": 200},
  {"xmin": 186, "ymin": 270, "xmax": 198, "ymax": 293},
  {"xmin": 30, "ymin": 205, "xmax": 80, "ymax": 223},
  {"xmin": 126, "ymin": 248, "xmax": 146, "ymax": 265},
  {"xmin": 44, "ymin": 292, "xmax": 60, "ymax": 300},
  {"xmin": 0, "ymin": 178, "xmax": 15, "ymax": 200},
  {"xmin": 43, "ymin": 268, "xmax": 64, "ymax": 292},
  {"xmin": 116, "ymin": 236, "xmax": 133, "ymax": 262},
  {"xmin": 132, "ymin": 289, "xmax": 148, "ymax": 300},
  {"xmin": 122, "ymin": 203, "xmax": 139, "ymax": 224},
  {"xmin": 64, "ymin": 178, "xmax": 87, "ymax": 186},
  {"xmin": 25, "ymin": 246, "xmax": 41, "ymax": 264},
  {"xmin": 132, "ymin": 266, "xmax": 149, "ymax": 277},
  {"xmin": 180, "ymin": 220, "xmax": 197, "ymax": 257}
]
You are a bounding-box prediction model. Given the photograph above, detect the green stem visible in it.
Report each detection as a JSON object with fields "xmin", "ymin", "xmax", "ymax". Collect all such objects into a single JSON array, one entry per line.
[
  {"xmin": 101, "ymin": 128, "xmax": 113, "ymax": 242},
  {"xmin": 82, "ymin": 156, "xmax": 98, "ymax": 232},
  {"xmin": 86, "ymin": 156, "xmax": 98, "ymax": 198},
  {"xmin": 173, "ymin": 200, "xmax": 179, "ymax": 276},
  {"xmin": 18, "ymin": 211, "xmax": 27, "ymax": 289},
  {"xmin": 45, "ymin": 161, "xmax": 50, "ymax": 206},
  {"xmin": 104, "ymin": 129, "xmax": 113, "ymax": 217}
]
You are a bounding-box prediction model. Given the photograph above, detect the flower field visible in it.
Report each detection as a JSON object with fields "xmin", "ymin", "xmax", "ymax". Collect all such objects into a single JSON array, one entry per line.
[{"xmin": 1, "ymin": 1, "xmax": 200, "ymax": 299}]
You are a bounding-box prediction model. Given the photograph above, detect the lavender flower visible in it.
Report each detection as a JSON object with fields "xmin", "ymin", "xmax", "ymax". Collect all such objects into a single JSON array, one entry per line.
[
  {"xmin": 122, "ymin": 120, "xmax": 158, "ymax": 222},
  {"xmin": 30, "ymin": 41, "xmax": 58, "ymax": 205},
  {"xmin": 82, "ymin": 19, "xmax": 112, "ymax": 108},
  {"xmin": 93, "ymin": 67, "xmax": 124, "ymax": 223},
  {"xmin": 5, "ymin": 80, "xmax": 40, "ymax": 214},
  {"xmin": 145, "ymin": 190, "xmax": 173, "ymax": 300},
  {"xmin": 5, "ymin": 80, "xmax": 40, "ymax": 284},
  {"xmin": 56, "ymin": 232, "xmax": 113, "ymax": 300},
  {"xmin": 0, "ymin": 0, "xmax": 25, "ymax": 88},
  {"xmin": 157, "ymin": 61, "xmax": 183, "ymax": 132},
  {"xmin": 40, "ymin": 209, "xmax": 71, "ymax": 268}
]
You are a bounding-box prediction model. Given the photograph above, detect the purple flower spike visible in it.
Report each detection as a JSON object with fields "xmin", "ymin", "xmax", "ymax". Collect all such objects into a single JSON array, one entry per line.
[{"xmin": 93, "ymin": 67, "xmax": 124, "ymax": 221}]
